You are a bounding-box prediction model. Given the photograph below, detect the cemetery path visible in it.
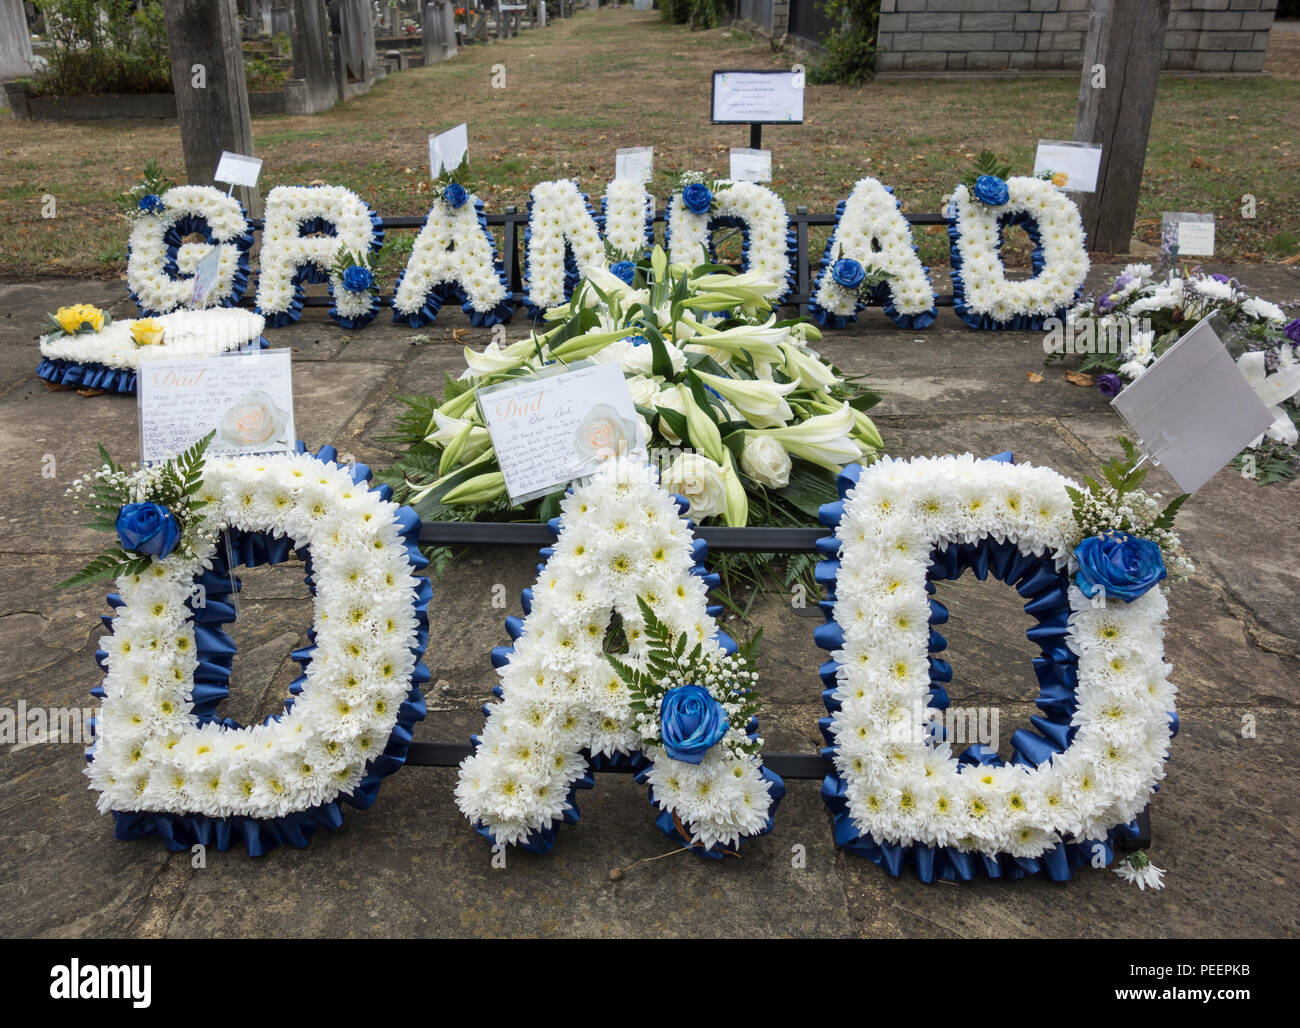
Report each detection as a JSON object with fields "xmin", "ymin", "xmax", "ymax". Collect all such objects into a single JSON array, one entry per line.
[
  {"xmin": 0, "ymin": 262, "xmax": 1297, "ymax": 938},
  {"xmin": 1, "ymin": 8, "xmax": 1297, "ymax": 279}
]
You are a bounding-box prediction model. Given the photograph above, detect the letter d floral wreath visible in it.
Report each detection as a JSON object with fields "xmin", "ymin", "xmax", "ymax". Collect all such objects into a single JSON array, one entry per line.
[
  {"xmin": 64, "ymin": 436, "xmax": 430, "ymax": 855},
  {"xmin": 815, "ymin": 443, "xmax": 1187, "ymax": 886}
]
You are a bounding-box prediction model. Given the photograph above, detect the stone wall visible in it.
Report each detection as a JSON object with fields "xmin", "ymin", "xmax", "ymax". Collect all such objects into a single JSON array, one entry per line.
[{"xmin": 874, "ymin": 0, "xmax": 1278, "ymax": 74}]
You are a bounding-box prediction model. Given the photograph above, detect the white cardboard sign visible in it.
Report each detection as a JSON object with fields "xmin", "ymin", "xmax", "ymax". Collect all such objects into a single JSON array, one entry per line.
[
  {"xmin": 138, "ymin": 350, "xmax": 296, "ymax": 464},
  {"xmin": 615, "ymin": 146, "xmax": 654, "ymax": 183},
  {"xmin": 712, "ymin": 70, "xmax": 804, "ymax": 124},
  {"xmin": 1032, "ymin": 140, "xmax": 1102, "ymax": 193},
  {"xmin": 189, "ymin": 245, "xmax": 223, "ymax": 307},
  {"xmin": 213, "ymin": 151, "xmax": 263, "ymax": 189},
  {"xmin": 429, "ymin": 123, "xmax": 469, "ymax": 178},
  {"xmin": 478, "ymin": 361, "xmax": 644, "ymax": 504},
  {"xmin": 1162, "ymin": 212, "xmax": 1215, "ymax": 256},
  {"xmin": 1110, "ymin": 315, "xmax": 1274, "ymax": 494},
  {"xmin": 729, "ymin": 147, "xmax": 772, "ymax": 183}
]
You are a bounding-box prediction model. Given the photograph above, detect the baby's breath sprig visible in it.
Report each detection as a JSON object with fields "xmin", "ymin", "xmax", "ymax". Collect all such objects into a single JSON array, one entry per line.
[
  {"xmin": 1067, "ymin": 436, "xmax": 1193, "ymax": 580},
  {"xmin": 59, "ymin": 432, "xmax": 216, "ymax": 589}
]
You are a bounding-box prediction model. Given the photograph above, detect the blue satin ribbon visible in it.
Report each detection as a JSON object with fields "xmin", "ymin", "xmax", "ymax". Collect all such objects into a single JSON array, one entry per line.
[
  {"xmin": 814, "ymin": 457, "xmax": 1144, "ymax": 883},
  {"xmin": 808, "ymin": 190, "xmax": 939, "ymax": 331},
  {"xmin": 93, "ymin": 441, "xmax": 429, "ymax": 856},
  {"xmin": 471, "ymin": 485, "xmax": 785, "ymax": 857}
]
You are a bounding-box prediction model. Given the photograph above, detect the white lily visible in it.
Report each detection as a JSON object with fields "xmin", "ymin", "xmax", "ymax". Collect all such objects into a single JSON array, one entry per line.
[
  {"xmin": 780, "ymin": 342, "xmax": 840, "ymax": 393},
  {"xmin": 461, "ymin": 339, "xmax": 530, "ymax": 378},
  {"xmin": 745, "ymin": 402, "xmax": 860, "ymax": 472},
  {"xmin": 681, "ymin": 317, "xmax": 788, "ymax": 364},
  {"xmin": 693, "ymin": 370, "xmax": 796, "ymax": 430}
]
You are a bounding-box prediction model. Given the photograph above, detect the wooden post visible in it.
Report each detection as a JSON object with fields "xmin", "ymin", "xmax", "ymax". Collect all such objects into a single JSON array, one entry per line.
[
  {"xmin": 163, "ymin": 0, "xmax": 262, "ymax": 218},
  {"xmin": 1073, "ymin": 0, "xmax": 1169, "ymax": 253}
]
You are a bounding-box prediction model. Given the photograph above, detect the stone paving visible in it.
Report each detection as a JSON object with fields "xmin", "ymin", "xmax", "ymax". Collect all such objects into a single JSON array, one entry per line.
[{"xmin": 1, "ymin": 263, "xmax": 1296, "ymax": 937}]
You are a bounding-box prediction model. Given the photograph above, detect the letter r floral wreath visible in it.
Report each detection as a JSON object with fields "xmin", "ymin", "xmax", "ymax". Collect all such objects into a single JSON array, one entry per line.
[
  {"xmin": 815, "ymin": 442, "xmax": 1187, "ymax": 887},
  {"xmin": 63, "ymin": 435, "xmax": 431, "ymax": 855}
]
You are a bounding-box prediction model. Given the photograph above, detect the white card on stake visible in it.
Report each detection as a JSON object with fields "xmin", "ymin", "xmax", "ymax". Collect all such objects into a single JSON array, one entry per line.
[
  {"xmin": 615, "ymin": 146, "xmax": 654, "ymax": 182},
  {"xmin": 729, "ymin": 147, "xmax": 772, "ymax": 183},
  {"xmin": 213, "ymin": 151, "xmax": 262, "ymax": 188},
  {"xmin": 1032, "ymin": 140, "xmax": 1102, "ymax": 193},
  {"xmin": 429, "ymin": 123, "xmax": 469, "ymax": 178}
]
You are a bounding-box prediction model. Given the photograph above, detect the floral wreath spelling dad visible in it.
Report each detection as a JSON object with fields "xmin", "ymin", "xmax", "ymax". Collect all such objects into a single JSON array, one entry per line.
[{"xmin": 64, "ymin": 428, "xmax": 1182, "ymax": 885}]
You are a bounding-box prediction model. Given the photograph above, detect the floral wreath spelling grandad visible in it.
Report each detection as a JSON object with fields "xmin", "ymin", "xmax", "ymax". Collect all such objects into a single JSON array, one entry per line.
[
  {"xmin": 36, "ymin": 306, "xmax": 269, "ymax": 395},
  {"xmin": 254, "ymin": 184, "xmax": 385, "ymax": 330},
  {"xmin": 815, "ymin": 443, "xmax": 1187, "ymax": 887},
  {"xmin": 126, "ymin": 185, "xmax": 255, "ymax": 317},
  {"xmin": 456, "ymin": 462, "xmax": 784, "ymax": 858},
  {"xmin": 947, "ymin": 168, "xmax": 1090, "ymax": 331},
  {"xmin": 65, "ymin": 435, "xmax": 430, "ymax": 855}
]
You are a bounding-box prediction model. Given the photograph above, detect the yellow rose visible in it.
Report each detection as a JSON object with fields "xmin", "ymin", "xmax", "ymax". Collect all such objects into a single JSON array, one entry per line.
[
  {"xmin": 53, "ymin": 304, "xmax": 105, "ymax": 335},
  {"xmin": 1052, "ymin": 172, "xmax": 1069, "ymax": 188},
  {"xmin": 130, "ymin": 318, "xmax": 165, "ymax": 347}
]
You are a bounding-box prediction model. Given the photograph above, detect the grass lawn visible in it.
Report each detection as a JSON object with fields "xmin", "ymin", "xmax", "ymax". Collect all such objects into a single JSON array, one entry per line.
[{"xmin": 2, "ymin": 8, "xmax": 1297, "ymax": 279}]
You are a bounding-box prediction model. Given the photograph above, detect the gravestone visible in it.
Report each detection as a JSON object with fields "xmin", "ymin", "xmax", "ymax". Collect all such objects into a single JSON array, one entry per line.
[
  {"xmin": 1074, "ymin": 0, "xmax": 1170, "ymax": 253},
  {"xmin": 161, "ymin": 0, "xmax": 263, "ymax": 218},
  {"xmin": 422, "ymin": 1, "xmax": 458, "ymax": 63},
  {"xmin": 332, "ymin": 0, "xmax": 378, "ymax": 99},
  {"xmin": 1, "ymin": 0, "xmax": 36, "ymax": 80},
  {"xmin": 288, "ymin": 0, "xmax": 336, "ymax": 114}
]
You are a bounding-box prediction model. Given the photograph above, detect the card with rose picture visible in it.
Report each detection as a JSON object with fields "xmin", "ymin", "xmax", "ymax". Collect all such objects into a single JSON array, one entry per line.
[
  {"xmin": 477, "ymin": 360, "xmax": 645, "ymax": 504},
  {"xmin": 137, "ymin": 349, "xmax": 296, "ymax": 464}
]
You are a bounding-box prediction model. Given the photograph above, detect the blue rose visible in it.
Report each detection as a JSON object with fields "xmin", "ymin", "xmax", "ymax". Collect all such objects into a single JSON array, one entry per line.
[
  {"xmin": 1074, "ymin": 531, "xmax": 1167, "ymax": 603},
  {"xmin": 620, "ymin": 334, "xmax": 648, "ymax": 347},
  {"xmin": 831, "ymin": 257, "xmax": 866, "ymax": 290},
  {"xmin": 115, "ymin": 503, "xmax": 181, "ymax": 559},
  {"xmin": 659, "ymin": 684, "xmax": 729, "ymax": 765},
  {"xmin": 682, "ymin": 183, "xmax": 713, "ymax": 215},
  {"xmin": 138, "ymin": 194, "xmax": 165, "ymax": 215},
  {"xmin": 341, "ymin": 264, "xmax": 373, "ymax": 293},
  {"xmin": 443, "ymin": 182, "xmax": 468, "ymax": 209},
  {"xmin": 973, "ymin": 174, "xmax": 1010, "ymax": 207},
  {"xmin": 610, "ymin": 260, "xmax": 636, "ymax": 285}
]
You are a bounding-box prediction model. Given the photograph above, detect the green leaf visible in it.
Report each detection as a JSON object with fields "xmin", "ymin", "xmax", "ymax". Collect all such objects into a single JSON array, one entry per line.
[{"xmin": 1152, "ymin": 493, "xmax": 1188, "ymax": 533}]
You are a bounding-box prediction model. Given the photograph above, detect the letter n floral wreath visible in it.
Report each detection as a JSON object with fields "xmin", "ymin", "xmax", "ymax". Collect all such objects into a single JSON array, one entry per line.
[
  {"xmin": 67, "ymin": 438, "xmax": 430, "ymax": 855},
  {"xmin": 455, "ymin": 462, "xmax": 784, "ymax": 857},
  {"xmin": 814, "ymin": 447, "xmax": 1186, "ymax": 885}
]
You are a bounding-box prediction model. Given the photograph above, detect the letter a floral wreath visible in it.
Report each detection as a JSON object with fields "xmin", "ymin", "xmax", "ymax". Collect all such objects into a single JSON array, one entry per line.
[
  {"xmin": 79, "ymin": 442, "xmax": 430, "ymax": 855},
  {"xmin": 456, "ymin": 463, "xmax": 784, "ymax": 857},
  {"xmin": 814, "ymin": 452, "xmax": 1182, "ymax": 883}
]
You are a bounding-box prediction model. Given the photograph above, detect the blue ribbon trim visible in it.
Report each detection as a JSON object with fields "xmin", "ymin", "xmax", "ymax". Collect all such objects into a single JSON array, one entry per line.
[
  {"xmin": 813, "ymin": 458, "xmax": 1152, "ymax": 883},
  {"xmin": 808, "ymin": 189, "xmax": 939, "ymax": 330},
  {"xmin": 36, "ymin": 336, "xmax": 271, "ymax": 395},
  {"xmin": 90, "ymin": 441, "xmax": 429, "ymax": 857},
  {"xmin": 947, "ymin": 202, "xmax": 1084, "ymax": 331},
  {"xmin": 389, "ymin": 198, "xmax": 515, "ymax": 328},
  {"xmin": 471, "ymin": 489, "xmax": 785, "ymax": 857},
  {"xmin": 256, "ymin": 198, "xmax": 385, "ymax": 329},
  {"xmin": 127, "ymin": 206, "xmax": 255, "ymax": 317}
]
